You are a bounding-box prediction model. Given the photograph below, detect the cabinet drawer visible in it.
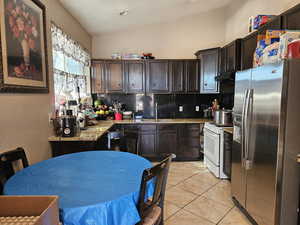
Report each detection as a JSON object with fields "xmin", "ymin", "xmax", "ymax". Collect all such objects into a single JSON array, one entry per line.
[
  {"xmin": 157, "ymin": 124, "xmax": 177, "ymax": 131},
  {"xmin": 140, "ymin": 125, "xmax": 156, "ymax": 132}
]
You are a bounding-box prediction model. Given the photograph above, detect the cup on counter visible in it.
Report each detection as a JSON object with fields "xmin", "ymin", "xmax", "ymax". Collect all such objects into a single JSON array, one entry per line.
[{"xmin": 114, "ymin": 112, "xmax": 123, "ymax": 120}]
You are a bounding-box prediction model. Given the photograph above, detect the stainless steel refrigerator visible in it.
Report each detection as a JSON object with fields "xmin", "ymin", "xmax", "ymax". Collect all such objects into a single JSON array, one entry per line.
[{"xmin": 232, "ymin": 60, "xmax": 300, "ymax": 225}]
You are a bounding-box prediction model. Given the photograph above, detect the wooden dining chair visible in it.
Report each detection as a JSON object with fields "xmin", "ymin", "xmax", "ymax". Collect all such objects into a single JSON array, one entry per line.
[
  {"xmin": 0, "ymin": 161, "xmax": 6, "ymax": 195},
  {"xmin": 0, "ymin": 147, "xmax": 29, "ymax": 180},
  {"xmin": 137, "ymin": 154, "xmax": 175, "ymax": 225}
]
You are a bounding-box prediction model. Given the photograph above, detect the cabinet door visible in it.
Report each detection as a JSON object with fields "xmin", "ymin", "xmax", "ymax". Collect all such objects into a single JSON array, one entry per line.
[
  {"xmin": 156, "ymin": 125, "xmax": 177, "ymax": 157},
  {"xmin": 91, "ymin": 62, "xmax": 106, "ymax": 93},
  {"xmin": 147, "ymin": 60, "xmax": 170, "ymax": 93},
  {"xmin": 220, "ymin": 47, "xmax": 227, "ymax": 75},
  {"xmin": 186, "ymin": 60, "xmax": 200, "ymax": 93},
  {"xmin": 106, "ymin": 61, "xmax": 124, "ymax": 93},
  {"xmin": 241, "ymin": 32, "xmax": 258, "ymax": 70},
  {"xmin": 226, "ymin": 42, "xmax": 236, "ymax": 72},
  {"xmin": 199, "ymin": 49, "xmax": 220, "ymax": 93},
  {"xmin": 282, "ymin": 5, "xmax": 300, "ymax": 29},
  {"xmin": 125, "ymin": 61, "xmax": 145, "ymax": 93},
  {"xmin": 170, "ymin": 60, "xmax": 185, "ymax": 93},
  {"xmin": 177, "ymin": 124, "xmax": 201, "ymax": 160},
  {"xmin": 139, "ymin": 132, "xmax": 156, "ymax": 158}
]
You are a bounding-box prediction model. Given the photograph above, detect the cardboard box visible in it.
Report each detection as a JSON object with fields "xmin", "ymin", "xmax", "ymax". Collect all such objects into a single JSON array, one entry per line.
[
  {"xmin": 0, "ymin": 196, "xmax": 59, "ymax": 225},
  {"xmin": 278, "ymin": 31, "xmax": 300, "ymax": 58}
]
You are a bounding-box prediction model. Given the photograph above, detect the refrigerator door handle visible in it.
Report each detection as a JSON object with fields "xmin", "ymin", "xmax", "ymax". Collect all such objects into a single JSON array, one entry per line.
[
  {"xmin": 245, "ymin": 89, "xmax": 254, "ymax": 170},
  {"xmin": 241, "ymin": 89, "xmax": 249, "ymax": 167}
]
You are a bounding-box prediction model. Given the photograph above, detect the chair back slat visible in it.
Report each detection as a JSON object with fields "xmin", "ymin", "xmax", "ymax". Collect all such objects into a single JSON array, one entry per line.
[
  {"xmin": 0, "ymin": 147, "xmax": 29, "ymax": 193},
  {"xmin": 138, "ymin": 154, "xmax": 174, "ymax": 221},
  {"xmin": 0, "ymin": 162, "xmax": 7, "ymax": 195}
]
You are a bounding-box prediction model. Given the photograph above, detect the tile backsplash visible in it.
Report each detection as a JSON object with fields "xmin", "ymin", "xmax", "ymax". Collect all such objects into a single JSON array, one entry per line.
[{"xmin": 92, "ymin": 93, "xmax": 231, "ymax": 119}]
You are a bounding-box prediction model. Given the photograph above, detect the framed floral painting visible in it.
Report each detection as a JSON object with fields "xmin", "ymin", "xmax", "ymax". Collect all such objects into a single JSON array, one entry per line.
[{"xmin": 0, "ymin": 0, "xmax": 48, "ymax": 93}]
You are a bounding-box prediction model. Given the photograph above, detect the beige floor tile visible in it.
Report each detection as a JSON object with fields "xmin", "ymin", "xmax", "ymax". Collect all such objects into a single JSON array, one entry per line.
[
  {"xmin": 169, "ymin": 166, "xmax": 201, "ymax": 176},
  {"xmin": 202, "ymin": 181, "xmax": 234, "ymax": 207},
  {"xmin": 164, "ymin": 201, "xmax": 181, "ymax": 220},
  {"xmin": 176, "ymin": 174, "xmax": 215, "ymax": 195},
  {"xmin": 167, "ymin": 172, "xmax": 190, "ymax": 186},
  {"xmin": 165, "ymin": 209, "xmax": 215, "ymax": 225},
  {"xmin": 219, "ymin": 207, "xmax": 252, "ymax": 225},
  {"xmin": 184, "ymin": 196, "xmax": 232, "ymax": 224},
  {"xmin": 165, "ymin": 186, "xmax": 198, "ymax": 208}
]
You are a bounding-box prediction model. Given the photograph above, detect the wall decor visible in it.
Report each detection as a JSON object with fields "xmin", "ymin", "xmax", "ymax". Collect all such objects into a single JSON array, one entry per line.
[{"xmin": 0, "ymin": 0, "xmax": 48, "ymax": 93}]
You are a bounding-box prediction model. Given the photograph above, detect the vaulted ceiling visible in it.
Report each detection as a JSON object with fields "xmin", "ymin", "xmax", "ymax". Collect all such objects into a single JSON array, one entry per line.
[{"xmin": 59, "ymin": 0, "xmax": 234, "ymax": 35}]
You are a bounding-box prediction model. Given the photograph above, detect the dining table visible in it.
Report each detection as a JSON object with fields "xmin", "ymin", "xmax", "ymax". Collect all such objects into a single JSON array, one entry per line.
[{"xmin": 4, "ymin": 151, "xmax": 154, "ymax": 225}]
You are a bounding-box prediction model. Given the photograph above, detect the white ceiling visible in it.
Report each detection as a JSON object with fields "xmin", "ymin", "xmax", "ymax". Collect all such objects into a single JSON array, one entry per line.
[{"xmin": 59, "ymin": 0, "xmax": 234, "ymax": 35}]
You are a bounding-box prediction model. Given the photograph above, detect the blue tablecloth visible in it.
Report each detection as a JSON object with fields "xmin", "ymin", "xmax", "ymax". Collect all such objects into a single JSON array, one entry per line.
[{"xmin": 4, "ymin": 151, "xmax": 154, "ymax": 225}]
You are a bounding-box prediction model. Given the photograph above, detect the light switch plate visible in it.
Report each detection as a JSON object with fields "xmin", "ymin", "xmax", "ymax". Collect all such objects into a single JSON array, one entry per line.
[
  {"xmin": 179, "ymin": 106, "xmax": 183, "ymax": 112},
  {"xmin": 195, "ymin": 106, "xmax": 200, "ymax": 112}
]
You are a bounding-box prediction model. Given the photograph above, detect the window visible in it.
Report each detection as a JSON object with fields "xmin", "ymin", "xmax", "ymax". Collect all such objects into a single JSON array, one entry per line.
[{"xmin": 51, "ymin": 23, "xmax": 90, "ymax": 107}]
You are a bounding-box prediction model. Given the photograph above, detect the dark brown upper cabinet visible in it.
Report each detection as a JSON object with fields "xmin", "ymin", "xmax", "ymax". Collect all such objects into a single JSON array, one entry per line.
[
  {"xmin": 220, "ymin": 47, "xmax": 227, "ymax": 75},
  {"xmin": 186, "ymin": 60, "xmax": 200, "ymax": 93},
  {"xmin": 241, "ymin": 31, "xmax": 258, "ymax": 70},
  {"xmin": 282, "ymin": 4, "xmax": 300, "ymax": 29},
  {"xmin": 195, "ymin": 48, "xmax": 220, "ymax": 94},
  {"xmin": 169, "ymin": 60, "xmax": 186, "ymax": 93},
  {"xmin": 124, "ymin": 60, "xmax": 145, "ymax": 94},
  {"xmin": 91, "ymin": 61, "xmax": 106, "ymax": 94},
  {"xmin": 219, "ymin": 39, "xmax": 241, "ymax": 80},
  {"xmin": 106, "ymin": 61, "xmax": 124, "ymax": 93},
  {"xmin": 146, "ymin": 60, "xmax": 170, "ymax": 93}
]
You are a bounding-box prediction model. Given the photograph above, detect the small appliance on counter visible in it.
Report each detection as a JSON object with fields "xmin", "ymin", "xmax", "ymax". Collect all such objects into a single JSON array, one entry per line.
[
  {"xmin": 61, "ymin": 115, "xmax": 78, "ymax": 137},
  {"xmin": 77, "ymin": 112, "xmax": 87, "ymax": 129},
  {"xmin": 214, "ymin": 109, "xmax": 233, "ymax": 127},
  {"xmin": 52, "ymin": 110, "xmax": 79, "ymax": 138}
]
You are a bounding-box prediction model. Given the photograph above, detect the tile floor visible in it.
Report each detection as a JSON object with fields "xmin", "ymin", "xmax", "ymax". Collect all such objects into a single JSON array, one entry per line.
[{"xmin": 158, "ymin": 161, "xmax": 252, "ymax": 225}]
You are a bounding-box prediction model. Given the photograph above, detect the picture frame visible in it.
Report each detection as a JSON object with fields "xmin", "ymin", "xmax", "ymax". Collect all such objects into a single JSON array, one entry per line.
[{"xmin": 0, "ymin": 0, "xmax": 49, "ymax": 93}]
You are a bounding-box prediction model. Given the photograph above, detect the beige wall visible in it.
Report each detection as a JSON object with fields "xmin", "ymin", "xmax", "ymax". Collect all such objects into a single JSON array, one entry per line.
[
  {"xmin": 0, "ymin": 0, "xmax": 92, "ymax": 164},
  {"xmin": 225, "ymin": 0, "xmax": 300, "ymax": 43},
  {"xmin": 92, "ymin": 8, "xmax": 226, "ymax": 59}
]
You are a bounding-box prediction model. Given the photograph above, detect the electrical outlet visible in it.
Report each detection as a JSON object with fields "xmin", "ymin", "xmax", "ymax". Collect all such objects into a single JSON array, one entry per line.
[
  {"xmin": 195, "ymin": 106, "xmax": 200, "ymax": 112},
  {"xmin": 179, "ymin": 106, "xmax": 183, "ymax": 112}
]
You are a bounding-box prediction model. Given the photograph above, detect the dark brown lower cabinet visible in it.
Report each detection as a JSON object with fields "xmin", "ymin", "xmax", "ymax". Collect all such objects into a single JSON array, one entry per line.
[
  {"xmin": 138, "ymin": 123, "xmax": 201, "ymax": 161},
  {"xmin": 50, "ymin": 141, "xmax": 106, "ymax": 157},
  {"xmin": 156, "ymin": 125, "xmax": 178, "ymax": 158},
  {"xmin": 139, "ymin": 125, "xmax": 157, "ymax": 159},
  {"xmin": 50, "ymin": 123, "xmax": 203, "ymax": 161},
  {"xmin": 176, "ymin": 124, "xmax": 201, "ymax": 160}
]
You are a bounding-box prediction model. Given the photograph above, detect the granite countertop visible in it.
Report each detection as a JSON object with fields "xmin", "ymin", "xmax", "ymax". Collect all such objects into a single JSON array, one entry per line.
[
  {"xmin": 224, "ymin": 127, "xmax": 233, "ymax": 134},
  {"xmin": 48, "ymin": 118, "xmax": 211, "ymax": 142}
]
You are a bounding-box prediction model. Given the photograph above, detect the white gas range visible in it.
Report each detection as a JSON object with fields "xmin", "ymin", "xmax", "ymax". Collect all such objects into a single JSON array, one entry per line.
[{"xmin": 203, "ymin": 122, "xmax": 232, "ymax": 179}]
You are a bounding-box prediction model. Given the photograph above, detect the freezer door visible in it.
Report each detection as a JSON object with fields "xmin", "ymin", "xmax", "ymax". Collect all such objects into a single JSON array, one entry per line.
[
  {"xmin": 233, "ymin": 69, "xmax": 252, "ymax": 116},
  {"xmin": 246, "ymin": 62, "xmax": 283, "ymax": 225},
  {"xmin": 231, "ymin": 69, "xmax": 252, "ymax": 207}
]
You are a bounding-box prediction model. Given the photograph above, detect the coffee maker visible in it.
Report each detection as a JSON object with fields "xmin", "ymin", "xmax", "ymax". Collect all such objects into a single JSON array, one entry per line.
[{"xmin": 53, "ymin": 110, "xmax": 79, "ymax": 137}]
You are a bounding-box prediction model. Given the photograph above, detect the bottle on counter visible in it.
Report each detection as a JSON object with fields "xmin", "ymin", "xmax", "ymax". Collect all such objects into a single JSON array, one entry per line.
[{"xmin": 212, "ymin": 99, "xmax": 220, "ymax": 119}]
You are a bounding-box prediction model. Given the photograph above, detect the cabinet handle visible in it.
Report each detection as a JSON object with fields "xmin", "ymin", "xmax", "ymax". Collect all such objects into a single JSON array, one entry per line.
[
  {"xmin": 131, "ymin": 83, "xmax": 135, "ymax": 87},
  {"xmin": 118, "ymin": 83, "xmax": 121, "ymax": 87},
  {"xmin": 204, "ymin": 83, "xmax": 208, "ymax": 86},
  {"xmin": 297, "ymin": 154, "xmax": 300, "ymax": 164}
]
